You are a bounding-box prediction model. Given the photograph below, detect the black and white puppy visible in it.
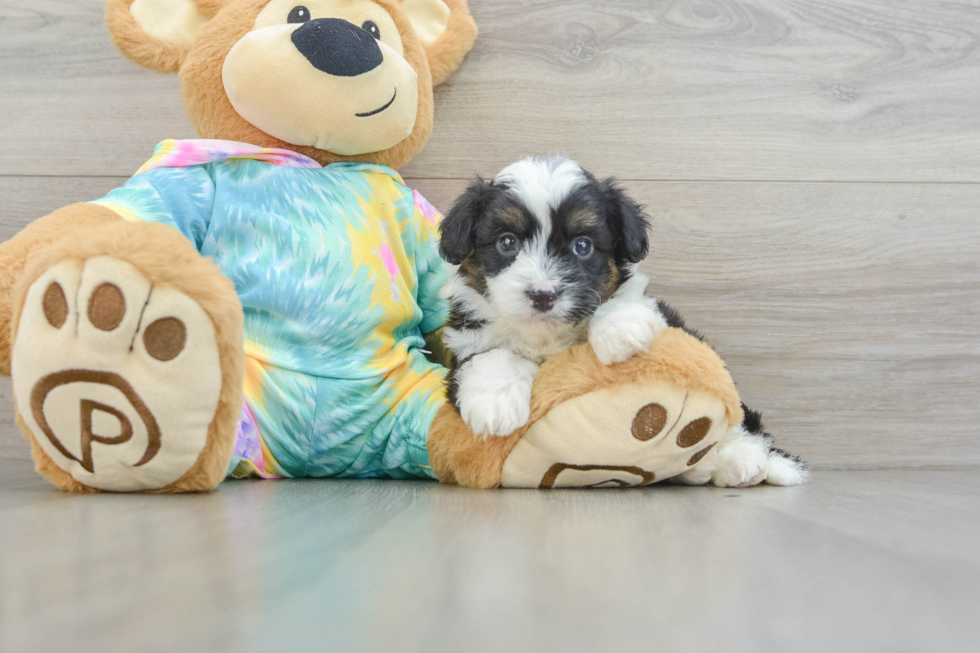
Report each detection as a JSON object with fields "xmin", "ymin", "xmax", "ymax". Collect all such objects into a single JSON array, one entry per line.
[{"xmin": 438, "ymin": 156, "xmax": 807, "ymax": 487}]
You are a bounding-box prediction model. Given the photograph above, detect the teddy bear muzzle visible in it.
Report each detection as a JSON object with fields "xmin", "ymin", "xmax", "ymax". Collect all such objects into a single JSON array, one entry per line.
[{"xmin": 222, "ymin": 9, "xmax": 420, "ymax": 157}]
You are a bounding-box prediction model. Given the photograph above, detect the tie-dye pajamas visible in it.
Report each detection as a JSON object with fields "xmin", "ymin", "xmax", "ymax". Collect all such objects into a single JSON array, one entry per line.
[{"xmin": 91, "ymin": 140, "xmax": 449, "ymax": 479}]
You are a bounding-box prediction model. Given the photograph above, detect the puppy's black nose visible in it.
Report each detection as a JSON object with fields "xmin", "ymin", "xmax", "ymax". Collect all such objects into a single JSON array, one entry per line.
[
  {"xmin": 291, "ymin": 18, "xmax": 383, "ymax": 77},
  {"xmin": 528, "ymin": 290, "xmax": 558, "ymax": 312}
]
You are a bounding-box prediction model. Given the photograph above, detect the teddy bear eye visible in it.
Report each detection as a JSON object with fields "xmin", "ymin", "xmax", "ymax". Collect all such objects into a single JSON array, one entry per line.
[
  {"xmin": 361, "ymin": 20, "xmax": 381, "ymax": 40},
  {"xmin": 288, "ymin": 6, "xmax": 311, "ymax": 23}
]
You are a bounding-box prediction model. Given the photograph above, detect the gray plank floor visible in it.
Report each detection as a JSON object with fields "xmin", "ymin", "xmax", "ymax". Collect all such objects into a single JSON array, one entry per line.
[{"xmin": 1, "ymin": 462, "xmax": 978, "ymax": 653}]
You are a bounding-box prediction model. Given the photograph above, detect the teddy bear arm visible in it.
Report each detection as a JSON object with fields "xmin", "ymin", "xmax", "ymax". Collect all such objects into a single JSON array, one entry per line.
[{"xmin": 0, "ymin": 203, "xmax": 123, "ymax": 374}]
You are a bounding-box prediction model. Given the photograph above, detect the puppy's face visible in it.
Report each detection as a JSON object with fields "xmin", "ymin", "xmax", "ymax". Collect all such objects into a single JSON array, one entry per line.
[{"xmin": 441, "ymin": 158, "xmax": 650, "ymax": 325}]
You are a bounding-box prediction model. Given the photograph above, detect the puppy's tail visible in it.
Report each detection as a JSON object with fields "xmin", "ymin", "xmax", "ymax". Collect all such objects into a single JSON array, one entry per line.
[{"xmin": 766, "ymin": 448, "xmax": 809, "ymax": 486}]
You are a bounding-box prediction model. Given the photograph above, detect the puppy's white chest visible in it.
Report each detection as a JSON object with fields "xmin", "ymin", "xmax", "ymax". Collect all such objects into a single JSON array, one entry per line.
[{"xmin": 494, "ymin": 319, "xmax": 587, "ymax": 364}]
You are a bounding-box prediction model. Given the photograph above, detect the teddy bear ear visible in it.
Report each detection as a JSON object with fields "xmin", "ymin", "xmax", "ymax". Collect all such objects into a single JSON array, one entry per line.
[
  {"xmin": 402, "ymin": 0, "xmax": 478, "ymax": 86},
  {"xmin": 105, "ymin": 0, "xmax": 227, "ymax": 73}
]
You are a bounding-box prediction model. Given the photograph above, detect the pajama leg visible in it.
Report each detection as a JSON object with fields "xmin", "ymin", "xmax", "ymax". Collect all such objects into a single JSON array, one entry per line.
[{"xmin": 227, "ymin": 402, "xmax": 281, "ymax": 479}]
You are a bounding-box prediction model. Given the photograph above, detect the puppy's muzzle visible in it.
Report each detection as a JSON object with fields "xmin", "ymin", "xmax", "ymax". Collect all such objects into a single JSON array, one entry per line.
[{"xmin": 528, "ymin": 289, "xmax": 558, "ymax": 313}]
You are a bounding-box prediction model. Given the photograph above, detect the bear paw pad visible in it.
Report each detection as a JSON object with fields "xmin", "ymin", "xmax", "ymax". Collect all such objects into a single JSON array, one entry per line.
[
  {"xmin": 501, "ymin": 382, "xmax": 729, "ymax": 488},
  {"xmin": 12, "ymin": 256, "xmax": 223, "ymax": 491}
]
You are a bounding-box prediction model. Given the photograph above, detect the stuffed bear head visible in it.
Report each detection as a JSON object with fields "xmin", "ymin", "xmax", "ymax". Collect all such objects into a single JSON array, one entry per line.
[{"xmin": 106, "ymin": 0, "xmax": 477, "ymax": 168}]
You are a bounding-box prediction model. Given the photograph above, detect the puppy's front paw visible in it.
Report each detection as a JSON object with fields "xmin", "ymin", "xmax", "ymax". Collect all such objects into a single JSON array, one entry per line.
[
  {"xmin": 461, "ymin": 393, "xmax": 530, "ymax": 438},
  {"xmin": 456, "ymin": 349, "xmax": 538, "ymax": 437},
  {"xmin": 589, "ymin": 302, "xmax": 667, "ymax": 365}
]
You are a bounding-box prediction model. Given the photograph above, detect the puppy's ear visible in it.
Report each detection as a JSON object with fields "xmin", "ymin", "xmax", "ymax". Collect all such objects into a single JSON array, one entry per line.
[
  {"xmin": 440, "ymin": 176, "xmax": 494, "ymax": 265},
  {"xmin": 598, "ymin": 177, "xmax": 650, "ymax": 263}
]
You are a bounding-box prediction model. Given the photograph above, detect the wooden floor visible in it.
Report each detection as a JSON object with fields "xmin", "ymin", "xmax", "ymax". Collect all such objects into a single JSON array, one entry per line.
[
  {"xmin": 1, "ymin": 462, "xmax": 978, "ymax": 652},
  {"xmin": 1, "ymin": 1, "xmax": 979, "ymax": 650}
]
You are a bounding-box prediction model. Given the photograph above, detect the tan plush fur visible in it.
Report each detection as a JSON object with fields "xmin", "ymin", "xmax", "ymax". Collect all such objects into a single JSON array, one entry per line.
[
  {"xmin": 10, "ymin": 218, "xmax": 245, "ymax": 493},
  {"xmin": 105, "ymin": 0, "xmax": 220, "ymax": 73},
  {"xmin": 22, "ymin": 427, "xmax": 98, "ymax": 493},
  {"xmin": 195, "ymin": 0, "xmax": 231, "ymax": 16},
  {"xmin": 106, "ymin": 0, "xmax": 476, "ymax": 169},
  {"xmin": 0, "ymin": 204, "xmax": 122, "ymax": 375},
  {"xmin": 428, "ymin": 403, "xmax": 523, "ymax": 488},
  {"xmin": 427, "ymin": 328, "xmax": 745, "ymax": 488},
  {"xmin": 424, "ymin": 0, "xmax": 478, "ymax": 86}
]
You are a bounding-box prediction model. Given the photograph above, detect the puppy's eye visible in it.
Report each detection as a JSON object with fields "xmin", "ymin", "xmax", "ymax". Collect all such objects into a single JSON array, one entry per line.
[
  {"xmin": 288, "ymin": 6, "xmax": 311, "ymax": 23},
  {"xmin": 497, "ymin": 233, "xmax": 521, "ymax": 256},
  {"xmin": 362, "ymin": 20, "xmax": 381, "ymax": 39},
  {"xmin": 572, "ymin": 237, "xmax": 594, "ymax": 258}
]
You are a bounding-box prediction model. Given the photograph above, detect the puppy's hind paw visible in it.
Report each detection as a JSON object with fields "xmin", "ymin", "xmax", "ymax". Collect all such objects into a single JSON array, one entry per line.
[{"xmin": 709, "ymin": 427, "xmax": 771, "ymax": 488}]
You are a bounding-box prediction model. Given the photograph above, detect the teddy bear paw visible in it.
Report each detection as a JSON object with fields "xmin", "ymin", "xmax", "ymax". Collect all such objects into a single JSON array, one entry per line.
[
  {"xmin": 11, "ymin": 256, "xmax": 223, "ymax": 491},
  {"xmin": 500, "ymin": 381, "xmax": 730, "ymax": 488}
]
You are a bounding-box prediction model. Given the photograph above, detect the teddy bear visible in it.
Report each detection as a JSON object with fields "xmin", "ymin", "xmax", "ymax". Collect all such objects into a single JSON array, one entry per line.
[{"xmin": 0, "ymin": 0, "xmax": 791, "ymax": 492}]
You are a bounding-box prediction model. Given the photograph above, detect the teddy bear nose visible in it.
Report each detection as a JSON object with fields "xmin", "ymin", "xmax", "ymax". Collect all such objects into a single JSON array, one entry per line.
[{"xmin": 291, "ymin": 18, "xmax": 383, "ymax": 77}]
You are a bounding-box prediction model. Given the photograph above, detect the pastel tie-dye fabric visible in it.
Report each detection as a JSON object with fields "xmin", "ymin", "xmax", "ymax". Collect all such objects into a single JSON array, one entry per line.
[
  {"xmin": 91, "ymin": 140, "xmax": 449, "ymax": 480},
  {"xmin": 136, "ymin": 139, "xmax": 323, "ymax": 174}
]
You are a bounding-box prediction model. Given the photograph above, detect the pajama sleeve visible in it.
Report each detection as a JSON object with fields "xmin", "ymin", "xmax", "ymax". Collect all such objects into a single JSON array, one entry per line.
[
  {"xmin": 410, "ymin": 190, "xmax": 450, "ymax": 335},
  {"xmin": 89, "ymin": 165, "xmax": 217, "ymax": 252}
]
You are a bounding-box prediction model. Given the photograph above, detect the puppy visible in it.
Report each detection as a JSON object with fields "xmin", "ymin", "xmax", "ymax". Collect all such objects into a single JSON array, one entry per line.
[{"xmin": 437, "ymin": 156, "xmax": 807, "ymax": 487}]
